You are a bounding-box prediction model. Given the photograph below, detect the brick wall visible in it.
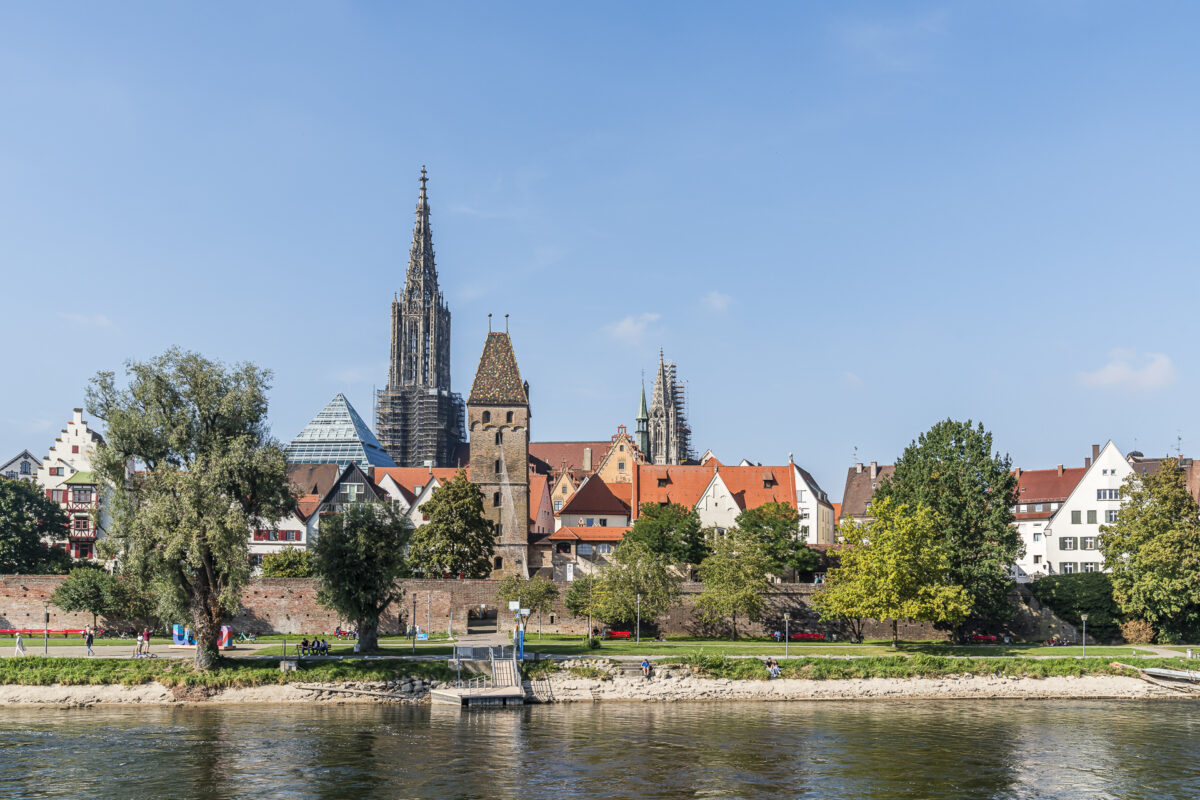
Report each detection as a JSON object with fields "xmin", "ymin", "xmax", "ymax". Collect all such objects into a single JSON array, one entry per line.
[{"xmin": 0, "ymin": 575, "xmax": 1052, "ymax": 641}]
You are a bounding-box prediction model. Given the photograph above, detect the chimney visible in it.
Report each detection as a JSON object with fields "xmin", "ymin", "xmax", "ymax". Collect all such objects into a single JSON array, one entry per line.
[
  {"xmin": 1014, "ymin": 467, "xmax": 1022, "ymax": 480},
  {"xmin": 1057, "ymin": 464, "xmax": 1064, "ymax": 476},
  {"xmin": 1092, "ymin": 444, "xmax": 1101, "ymax": 462},
  {"xmin": 869, "ymin": 461, "xmax": 878, "ymax": 480},
  {"xmin": 583, "ymin": 447, "xmax": 592, "ymax": 472},
  {"xmin": 855, "ymin": 463, "xmax": 863, "ymax": 474},
  {"xmin": 1085, "ymin": 457, "xmax": 1091, "ymax": 468}
]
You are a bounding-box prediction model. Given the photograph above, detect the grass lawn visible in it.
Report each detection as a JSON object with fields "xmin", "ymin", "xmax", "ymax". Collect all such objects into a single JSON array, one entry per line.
[
  {"xmin": 251, "ymin": 643, "xmax": 454, "ymax": 657},
  {"xmin": 0, "ymin": 636, "xmax": 175, "ymax": 648}
]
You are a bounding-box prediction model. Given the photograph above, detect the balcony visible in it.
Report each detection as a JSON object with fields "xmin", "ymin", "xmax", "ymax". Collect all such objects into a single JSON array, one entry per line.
[
  {"xmin": 66, "ymin": 500, "xmax": 99, "ymax": 512},
  {"xmin": 68, "ymin": 529, "xmax": 97, "ymax": 540}
]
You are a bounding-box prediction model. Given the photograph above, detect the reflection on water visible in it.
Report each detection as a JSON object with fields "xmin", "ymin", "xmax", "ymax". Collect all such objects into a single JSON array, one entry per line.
[{"xmin": 0, "ymin": 700, "xmax": 1196, "ymax": 799}]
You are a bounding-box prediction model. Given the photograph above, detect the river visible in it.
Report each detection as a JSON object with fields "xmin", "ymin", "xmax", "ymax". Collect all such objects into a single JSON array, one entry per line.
[{"xmin": 0, "ymin": 700, "xmax": 1195, "ymax": 799}]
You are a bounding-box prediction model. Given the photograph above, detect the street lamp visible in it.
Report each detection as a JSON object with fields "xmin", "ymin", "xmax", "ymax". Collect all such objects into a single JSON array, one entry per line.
[
  {"xmin": 636, "ymin": 593, "xmax": 642, "ymax": 644},
  {"xmin": 411, "ymin": 594, "xmax": 417, "ymax": 655},
  {"xmin": 1080, "ymin": 614, "xmax": 1088, "ymax": 658},
  {"xmin": 42, "ymin": 600, "xmax": 49, "ymax": 657},
  {"xmin": 783, "ymin": 613, "xmax": 791, "ymax": 660}
]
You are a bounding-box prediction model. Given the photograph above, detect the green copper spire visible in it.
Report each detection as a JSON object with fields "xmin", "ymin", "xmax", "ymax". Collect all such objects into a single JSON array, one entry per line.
[{"xmin": 635, "ymin": 379, "xmax": 650, "ymax": 456}]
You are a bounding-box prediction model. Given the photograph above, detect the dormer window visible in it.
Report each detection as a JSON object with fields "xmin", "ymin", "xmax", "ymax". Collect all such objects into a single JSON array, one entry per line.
[
  {"xmin": 764, "ymin": 479, "xmax": 776, "ymax": 489},
  {"xmin": 482, "ymin": 411, "xmax": 491, "ymax": 423}
]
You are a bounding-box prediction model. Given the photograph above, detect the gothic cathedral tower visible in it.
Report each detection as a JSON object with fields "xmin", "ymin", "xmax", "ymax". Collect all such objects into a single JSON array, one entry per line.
[
  {"xmin": 376, "ymin": 168, "xmax": 466, "ymax": 467},
  {"xmin": 467, "ymin": 325, "xmax": 530, "ymax": 577},
  {"xmin": 647, "ymin": 349, "xmax": 691, "ymax": 465}
]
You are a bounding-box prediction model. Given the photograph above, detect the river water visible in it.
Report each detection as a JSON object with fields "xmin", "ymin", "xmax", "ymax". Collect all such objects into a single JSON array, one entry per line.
[{"xmin": 0, "ymin": 700, "xmax": 1196, "ymax": 799}]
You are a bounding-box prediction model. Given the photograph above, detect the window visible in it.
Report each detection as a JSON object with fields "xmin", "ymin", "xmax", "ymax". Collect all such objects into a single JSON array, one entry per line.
[
  {"xmin": 1098, "ymin": 489, "xmax": 1119, "ymax": 500},
  {"xmin": 553, "ymin": 500, "xmax": 562, "ymax": 512},
  {"xmin": 618, "ymin": 461, "xmax": 626, "ymax": 470},
  {"xmin": 619, "ymin": 445, "xmax": 625, "ymax": 452},
  {"xmin": 1106, "ymin": 510, "xmax": 1118, "ymax": 523},
  {"xmin": 4, "ymin": 472, "xmax": 13, "ymax": 479},
  {"xmin": 482, "ymin": 411, "xmax": 491, "ymax": 423},
  {"xmin": 763, "ymin": 479, "xmax": 776, "ymax": 489},
  {"xmin": 495, "ymin": 432, "xmax": 502, "ymax": 445},
  {"xmin": 1059, "ymin": 537, "xmax": 1077, "ymax": 551},
  {"xmin": 493, "ymin": 556, "xmax": 503, "ymax": 571},
  {"xmin": 414, "ymin": 485, "xmax": 423, "ymax": 494},
  {"xmin": 72, "ymin": 445, "xmax": 79, "ymax": 454},
  {"xmin": 797, "ymin": 490, "xmax": 805, "ymax": 503},
  {"xmin": 561, "ymin": 486, "xmax": 567, "ymax": 494},
  {"xmin": 494, "ymin": 459, "xmax": 501, "ymax": 474},
  {"xmin": 1052, "ymin": 503, "xmax": 1060, "ymax": 511},
  {"xmin": 1081, "ymin": 537, "xmax": 1096, "ymax": 550},
  {"xmin": 1019, "ymin": 504, "xmax": 1028, "ymax": 513},
  {"xmin": 1087, "ymin": 510, "xmax": 1097, "ymax": 525},
  {"xmin": 73, "ymin": 517, "xmax": 89, "ymax": 531},
  {"xmin": 496, "ymin": 523, "xmax": 502, "ymax": 538},
  {"xmin": 492, "ymin": 492, "xmax": 501, "ymax": 507},
  {"xmin": 1033, "ymin": 532, "xmax": 1042, "ymax": 542},
  {"xmin": 599, "ymin": 519, "xmax": 607, "ymax": 527},
  {"xmin": 1062, "ymin": 562, "xmax": 1078, "ymax": 574},
  {"xmin": 1033, "ymin": 555, "xmax": 1042, "ymax": 564},
  {"xmin": 71, "ymin": 488, "xmax": 93, "ymax": 504},
  {"xmin": 1035, "ymin": 503, "xmax": 1044, "ymax": 512},
  {"xmin": 73, "ymin": 541, "xmax": 93, "ymax": 560},
  {"xmin": 657, "ymin": 479, "xmax": 668, "ymax": 488},
  {"xmin": 1071, "ymin": 510, "xmax": 1081, "ymax": 524},
  {"xmin": 585, "ymin": 518, "xmax": 594, "ymax": 527},
  {"xmin": 556, "ymin": 542, "xmax": 571, "ymax": 554},
  {"xmin": 506, "ymin": 411, "xmax": 513, "ymax": 423},
  {"xmin": 578, "ymin": 544, "xmax": 594, "ymax": 556},
  {"xmin": 599, "ymin": 543, "xmax": 614, "ymax": 554},
  {"xmin": 1082, "ymin": 562, "xmax": 1099, "ymax": 573},
  {"xmin": 20, "ymin": 462, "xmax": 30, "ymax": 475}
]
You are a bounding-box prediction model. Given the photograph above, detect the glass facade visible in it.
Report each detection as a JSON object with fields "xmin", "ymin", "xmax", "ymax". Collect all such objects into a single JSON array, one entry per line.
[{"xmin": 285, "ymin": 393, "xmax": 397, "ymax": 469}]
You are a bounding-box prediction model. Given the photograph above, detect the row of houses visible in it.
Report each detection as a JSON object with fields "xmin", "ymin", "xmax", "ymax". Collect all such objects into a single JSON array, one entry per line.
[{"xmin": 840, "ymin": 441, "xmax": 1190, "ymax": 582}]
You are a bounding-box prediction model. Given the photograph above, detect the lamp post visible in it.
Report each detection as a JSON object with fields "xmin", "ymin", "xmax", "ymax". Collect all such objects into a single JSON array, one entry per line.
[
  {"xmin": 636, "ymin": 593, "xmax": 642, "ymax": 644},
  {"xmin": 783, "ymin": 613, "xmax": 791, "ymax": 660},
  {"xmin": 411, "ymin": 594, "xmax": 417, "ymax": 655},
  {"xmin": 1080, "ymin": 614, "xmax": 1088, "ymax": 658},
  {"xmin": 43, "ymin": 600, "xmax": 49, "ymax": 657}
]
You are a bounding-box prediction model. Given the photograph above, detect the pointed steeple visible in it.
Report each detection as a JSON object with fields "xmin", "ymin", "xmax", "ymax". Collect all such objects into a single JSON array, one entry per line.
[
  {"xmin": 407, "ymin": 165, "xmax": 438, "ymax": 291},
  {"xmin": 635, "ymin": 379, "xmax": 650, "ymax": 457}
]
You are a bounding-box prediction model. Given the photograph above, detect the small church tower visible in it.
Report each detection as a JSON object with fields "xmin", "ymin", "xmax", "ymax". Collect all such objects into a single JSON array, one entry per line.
[
  {"xmin": 635, "ymin": 380, "xmax": 650, "ymax": 457},
  {"xmin": 467, "ymin": 322, "xmax": 530, "ymax": 577}
]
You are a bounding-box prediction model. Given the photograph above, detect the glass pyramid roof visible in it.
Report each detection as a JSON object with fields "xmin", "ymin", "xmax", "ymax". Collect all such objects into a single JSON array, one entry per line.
[{"xmin": 285, "ymin": 393, "xmax": 397, "ymax": 469}]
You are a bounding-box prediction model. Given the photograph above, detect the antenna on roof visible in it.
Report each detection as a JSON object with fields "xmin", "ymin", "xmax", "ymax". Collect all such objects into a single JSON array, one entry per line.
[
  {"xmin": 505, "ymin": 313, "xmax": 509, "ymax": 333},
  {"xmin": 488, "ymin": 313, "xmax": 492, "ymax": 332},
  {"xmin": 852, "ymin": 445, "xmax": 859, "ymax": 463}
]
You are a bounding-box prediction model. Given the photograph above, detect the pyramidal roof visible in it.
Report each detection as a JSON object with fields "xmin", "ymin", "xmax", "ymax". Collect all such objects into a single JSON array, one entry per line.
[
  {"xmin": 286, "ymin": 393, "xmax": 397, "ymax": 469},
  {"xmin": 468, "ymin": 332, "xmax": 527, "ymax": 406}
]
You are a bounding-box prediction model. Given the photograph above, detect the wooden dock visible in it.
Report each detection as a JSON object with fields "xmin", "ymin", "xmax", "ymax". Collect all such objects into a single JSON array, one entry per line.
[{"xmin": 430, "ymin": 685, "xmax": 526, "ymax": 707}]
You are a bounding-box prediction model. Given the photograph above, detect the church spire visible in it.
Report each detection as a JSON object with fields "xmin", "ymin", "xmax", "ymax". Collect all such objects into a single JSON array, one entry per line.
[
  {"xmin": 636, "ymin": 379, "xmax": 650, "ymax": 457},
  {"xmin": 408, "ymin": 165, "xmax": 437, "ymax": 290}
]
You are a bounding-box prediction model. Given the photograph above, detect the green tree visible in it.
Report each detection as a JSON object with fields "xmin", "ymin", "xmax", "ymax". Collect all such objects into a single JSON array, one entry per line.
[
  {"xmin": 735, "ymin": 501, "xmax": 819, "ymax": 578},
  {"xmin": 1099, "ymin": 458, "xmax": 1200, "ymax": 642},
  {"xmin": 407, "ymin": 470, "xmax": 495, "ymax": 578},
  {"xmin": 564, "ymin": 572, "xmax": 601, "ymax": 641},
  {"xmin": 87, "ymin": 348, "xmax": 294, "ymax": 668},
  {"xmin": 595, "ymin": 540, "xmax": 682, "ymax": 626},
  {"xmin": 312, "ymin": 502, "xmax": 412, "ymax": 652},
  {"xmin": 1029, "ymin": 572, "xmax": 1121, "ymax": 643},
  {"xmin": 496, "ymin": 573, "xmax": 559, "ymax": 639},
  {"xmin": 0, "ymin": 478, "xmax": 74, "ymax": 574},
  {"xmin": 694, "ymin": 529, "xmax": 773, "ymax": 640},
  {"xmin": 624, "ymin": 502, "xmax": 708, "ymax": 567},
  {"xmin": 50, "ymin": 566, "xmax": 111, "ymax": 628},
  {"xmin": 874, "ymin": 419, "xmax": 1020, "ymax": 635},
  {"xmin": 813, "ymin": 498, "xmax": 971, "ymax": 646},
  {"xmin": 260, "ymin": 547, "xmax": 313, "ymax": 578}
]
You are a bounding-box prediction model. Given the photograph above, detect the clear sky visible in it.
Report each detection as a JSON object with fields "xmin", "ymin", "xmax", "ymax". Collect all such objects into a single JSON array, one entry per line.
[{"xmin": 3, "ymin": 3, "xmax": 1199, "ymax": 500}]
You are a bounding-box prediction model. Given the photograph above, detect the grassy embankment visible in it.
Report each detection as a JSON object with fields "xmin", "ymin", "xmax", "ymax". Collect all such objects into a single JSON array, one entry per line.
[
  {"xmin": 0, "ymin": 656, "xmax": 454, "ymax": 688},
  {"xmin": 525, "ymin": 654, "xmax": 1193, "ymax": 681}
]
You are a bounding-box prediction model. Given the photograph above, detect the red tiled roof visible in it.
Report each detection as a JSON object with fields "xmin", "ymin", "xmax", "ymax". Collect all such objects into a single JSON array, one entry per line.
[
  {"xmin": 548, "ymin": 526, "xmax": 629, "ymax": 542},
  {"xmin": 373, "ymin": 467, "xmax": 465, "ymax": 496},
  {"xmin": 832, "ymin": 502, "xmax": 842, "ymax": 524},
  {"xmin": 1015, "ymin": 467, "xmax": 1086, "ymax": 503},
  {"xmin": 558, "ymin": 476, "xmax": 630, "ymax": 516},
  {"xmin": 296, "ymin": 494, "xmax": 321, "ymax": 520},
  {"xmin": 717, "ymin": 465, "xmax": 797, "ymax": 510},
  {"xmin": 529, "ymin": 441, "xmax": 609, "ymax": 475},
  {"xmin": 633, "ymin": 464, "xmax": 714, "ymax": 511},
  {"xmin": 608, "ymin": 481, "xmax": 633, "ymax": 506}
]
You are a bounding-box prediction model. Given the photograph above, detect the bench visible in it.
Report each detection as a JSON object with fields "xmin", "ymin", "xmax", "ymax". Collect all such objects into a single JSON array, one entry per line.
[
  {"xmin": 604, "ymin": 631, "xmax": 632, "ymax": 639},
  {"xmin": 788, "ymin": 632, "xmax": 826, "ymax": 641},
  {"xmin": 969, "ymin": 634, "xmax": 1000, "ymax": 643},
  {"xmin": 0, "ymin": 629, "xmax": 95, "ymax": 637}
]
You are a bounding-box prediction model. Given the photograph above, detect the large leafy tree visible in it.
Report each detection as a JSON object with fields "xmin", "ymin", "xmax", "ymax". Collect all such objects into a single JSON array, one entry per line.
[
  {"xmin": 0, "ymin": 478, "xmax": 74, "ymax": 574},
  {"xmin": 564, "ymin": 572, "xmax": 601, "ymax": 640},
  {"xmin": 260, "ymin": 547, "xmax": 313, "ymax": 578},
  {"xmin": 624, "ymin": 502, "xmax": 708, "ymax": 567},
  {"xmin": 50, "ymin": 566, "xmax": 110, "ymax": 628},
  {"xmin": 735, "ymin": 501, "xmax": 819, "ymax": 578},
  {"xmin": 312, "ymin": 502, "xmax": 412, "ymax": 652},
  {"xmin": 1100, "ymin": 459, "xmax": 1200, "ymax": 642},
  {"xmin": 88, "ymin": 348, "xmax": 294, "ymax": 668},
  {"xmin": 496, "ymin": 573, "xmax": 559, "ymax": 638},
  {"xmin": 407, "ymin": 470, "xmax": 495, "ymax": 578},
  {"xmin": 596, "ymin": 540, "xmax": 681, "ymax": 626},
  {"xmin": 694, "ymin": 529, "xmax": 773, "ymax": 640},
  {"xmin": 813, "ymin": 498, "xmax": 971, "ymax": 646},
  {"xmin": 874, "ymin": 419, "xmax": 1020, "ymax": 634}
]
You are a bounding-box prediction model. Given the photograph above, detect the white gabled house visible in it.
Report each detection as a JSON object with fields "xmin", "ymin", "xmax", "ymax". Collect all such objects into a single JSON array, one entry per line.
[{"xmin": 1040, "ymin": 441, "xmax": 1131, "ymax": 577}]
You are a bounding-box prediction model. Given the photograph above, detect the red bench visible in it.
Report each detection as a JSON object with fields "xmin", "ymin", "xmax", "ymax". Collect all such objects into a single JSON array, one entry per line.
[
  {"xmin": 604, "ymin": 631, "xmax": 632, "ymax": 639},
  {"xmin": 788, "ymin": 632, "xmax": 826, "ymax": 640},
  {"xmin": 969, "ymin": 634, "xmax": 1000, "ymax": 643}
]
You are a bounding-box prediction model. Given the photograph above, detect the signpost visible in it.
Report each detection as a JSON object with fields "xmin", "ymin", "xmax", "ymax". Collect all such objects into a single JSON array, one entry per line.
[
  {"xmin": 1080, "ymin": 613, "xmax": 1088, "ymax": 658},
  {"xmin": 783, "ymin": 612, "xmax": 791, "ymax": 659}
]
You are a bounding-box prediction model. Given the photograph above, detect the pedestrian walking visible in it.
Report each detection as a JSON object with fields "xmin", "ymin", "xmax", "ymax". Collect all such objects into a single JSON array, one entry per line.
[
  {"xmin": 135, "ymin": 630, "xmax": 144, "ymax": 657},
  {"xmin": 144, "ymin": 628, "xmax": 153, "ymax": 657},
  {"xmin": 14, "ymin": 632, "xmax": 26, "ymax": 657},
  {"xmin": 85, "ymin": 626, "xmax": 95, "ymax": 657}
]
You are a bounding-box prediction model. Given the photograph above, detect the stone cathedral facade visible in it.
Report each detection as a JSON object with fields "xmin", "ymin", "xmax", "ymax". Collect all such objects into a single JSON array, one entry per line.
[
  {"xmin": 646, "ymin": 350, "xmax": 692, "ymax": 465},
  {"xmin": 376, "ymin": 168, "xmax": 466, "ymax": 467}
]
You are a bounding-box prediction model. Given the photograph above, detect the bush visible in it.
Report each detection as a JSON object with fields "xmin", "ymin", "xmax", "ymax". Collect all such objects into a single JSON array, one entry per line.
[
  {"xmin": 1030, "ymin": 573, "xmax": 1121, "ymax": 642},
  {"xmin": 1120, "ymin": 619, "xmax": 1156, "ymax": 644},
  {"xmin": 586, "ymin": 637, "xmax": 602, "ymax": 650}
]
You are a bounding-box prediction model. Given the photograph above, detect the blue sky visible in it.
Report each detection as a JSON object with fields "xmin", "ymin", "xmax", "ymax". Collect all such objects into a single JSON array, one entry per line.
[{"xmin": 3, "ymin": 3, "xmax": 1199, "ymax": 500}]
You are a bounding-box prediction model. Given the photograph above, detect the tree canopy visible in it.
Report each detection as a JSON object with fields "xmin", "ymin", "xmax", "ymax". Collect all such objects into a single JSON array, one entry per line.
[
  {"xmin": 0, "ymin": 478, "xmax": 74, "ymax": 574},
  {"xmin": 624, "ymin": 502, "xmax": 708, "ymax": 566},
  {"xmin": 735, "ymin": 501, "xmax": 819, "ymax": 577},
  {"xmin": 260, "ymin": 547, "xmax": 313, "ymax": 578},
  {"xmin": 1099, "ymin": 458, "xmax": 1200, "ymax": 642},
  {"xmin": 595, "ymin": 540, "xmax": 681, "ymax": 626},
  {"xmin": 87, "ymin": 348, "xmax": 294, "ymax": 668},
  {"xmin": 874, "ymin": 419, "xmax": 1020, "ymax": 632},
  {"xmin": 312, "ymin": 501, "xmax": 412, "ymax": 651},
  {"xmin": 407, "ymin": 470, "xmax": 495, "ymax": 578},
  {"xmin": 50, "ymin": 566, "xmax": 153, "ymax": 629},
  {"xmin": 564, "ymin": 572, "xmax": 601, "ymax": 640},
  {"xmin": 694, "ymin": 529, "xmax": 773, "ymax": 639},
  {"xmin": 496, "ymin": 573, "xmax": 559, "ymax": 638},
  {"xmin": 813, "ymin": 498, "xmax": 971, "ymax": 645}
]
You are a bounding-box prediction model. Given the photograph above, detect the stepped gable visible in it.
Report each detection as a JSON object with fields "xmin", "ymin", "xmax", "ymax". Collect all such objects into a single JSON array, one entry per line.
[
  {"xmin": 558, "ymin": 476, "xmax": 630, "ymax": 516},
  {"xmin": 468, "ymin": 332, "xmax": 527, "ymax": 406}
]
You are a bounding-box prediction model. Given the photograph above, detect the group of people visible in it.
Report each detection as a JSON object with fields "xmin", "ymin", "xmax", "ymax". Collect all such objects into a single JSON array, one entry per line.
[
  {"xmin": 133, "ymin": 628, "xmax": 155, "ymax": 658},
  {"xmin": 300, "ymin": 638, "xmax": 331, "ymax": 656},
  {"xmin": 764, "ymin": 657, "xmax": 782, "ymax": 679}
]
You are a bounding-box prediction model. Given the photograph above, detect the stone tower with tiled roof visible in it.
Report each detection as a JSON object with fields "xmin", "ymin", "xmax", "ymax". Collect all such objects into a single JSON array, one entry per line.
[
  {"xmin": 376, "ymin": 168, "xmax": 466, "ymax": 468},
  {"xmin": 467, "ymin": 327, "xmax": 531, "ymax": 577}
]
